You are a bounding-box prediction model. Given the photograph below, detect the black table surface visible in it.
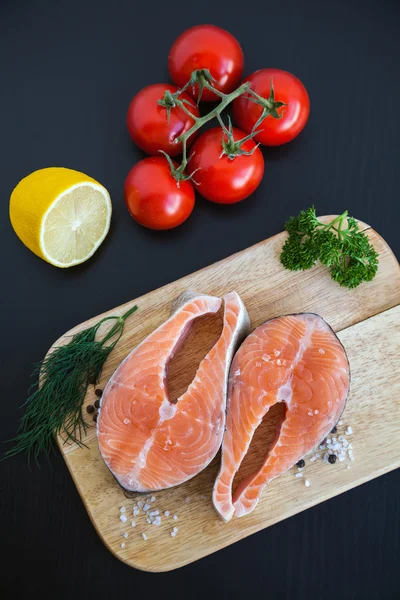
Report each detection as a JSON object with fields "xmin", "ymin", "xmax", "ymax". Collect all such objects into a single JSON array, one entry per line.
[{"xmin": 1, "ymin": 0, "xmax": 399, "ymax": 598}]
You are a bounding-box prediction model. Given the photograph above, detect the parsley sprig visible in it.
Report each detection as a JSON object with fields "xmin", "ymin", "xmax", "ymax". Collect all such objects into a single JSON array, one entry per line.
[{"xmin": 280, "ymin": 207, "xmax": 379, "ymax": 289}]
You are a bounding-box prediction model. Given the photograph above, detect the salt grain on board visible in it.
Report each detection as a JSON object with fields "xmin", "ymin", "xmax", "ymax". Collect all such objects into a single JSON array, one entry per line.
[
  {"xmin": 164, "ymin": 511, "xmax": 170, "ymax": 517},
  {"xmin": 131, "ymin": 521, "xmax": 136, "ymax": 527},
  {"xmin": 121, "ymin": 543, "xmax": 126, "ymax": 549},
  {"xmin": 295, "ymin": 473, "xmax": 303, "ymax": 478},
  {"xmin": 143, "ymin": 503, "xmax": 151, "ymax": 512},
  {"xmin": 142, "ymin": 533, "xmax": 147, "ymax": 541},
  {"xmin": 123, "ymin": 532, "xmax": 129, "ymax": 539},
  {"xmin": 120, "ymin": 506, "xmax": 126, "ymax": 513},
  {"xmin": 120, "ymin": 514, "xmax": 128, "ymax": 523},
  {"xmin": 173, "ymin": 515, "xmax": 178, "ymax": 520},
  {"xmin": 185, "ymin": 497, "xmax": 190, "ymax": 503},
  {"xmin": 304, "ymin": 480, "xmax": 311, "ymax": 487},
  {"xmin": 133, "ymin": 506, "xmax": 140, "ymax": 517},
  {"xmin": 150, "ymin": 496, "xmax": 156, "ymax": 502}
]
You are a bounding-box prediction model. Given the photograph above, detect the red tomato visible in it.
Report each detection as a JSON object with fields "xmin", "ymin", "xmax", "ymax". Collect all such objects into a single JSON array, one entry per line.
[
  {"xmin": 168, "ymin": 25, "xmax": 244, "ymax": 102},
  {"xmin": 233, "ymin": 69, "xmax": 310, "ymax": 146},
  {"xmin": 124, "ymin": 157, "xmax": 195, "ymax": 230},
  {"xmin": 126, "ymin": 83, "xmax": 200, "ymax": 156},
  {"xmin": 187, "ymin": 127, "xmax": 264, "ymax": 204}
]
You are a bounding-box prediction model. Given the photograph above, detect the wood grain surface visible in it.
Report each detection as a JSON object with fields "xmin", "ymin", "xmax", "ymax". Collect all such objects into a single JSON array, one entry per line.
[{"xmin": 53, "ymin": 219, "xmax": 400, "ymax": 571}]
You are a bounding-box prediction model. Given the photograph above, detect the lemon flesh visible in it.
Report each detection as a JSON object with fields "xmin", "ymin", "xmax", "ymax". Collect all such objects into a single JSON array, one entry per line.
[{"xmin": 10, "ymin": 167, "xmax": 112, "ymax": 268}]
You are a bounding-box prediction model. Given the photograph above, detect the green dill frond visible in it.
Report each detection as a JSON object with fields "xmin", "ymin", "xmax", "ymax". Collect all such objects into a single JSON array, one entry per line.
[{"xmin": 2, "ymin": 305, "xmax": 138, "ymax": 463}]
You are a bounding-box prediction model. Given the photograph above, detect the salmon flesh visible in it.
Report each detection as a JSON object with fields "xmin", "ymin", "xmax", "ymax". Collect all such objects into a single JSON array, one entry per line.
[
  {"xmin": 97, "ymin": 291, "xmax": 249, "ymax": 492},
  {"xmin": 213, "ymin": 313, "xmax": 350, "ymax": 521}
]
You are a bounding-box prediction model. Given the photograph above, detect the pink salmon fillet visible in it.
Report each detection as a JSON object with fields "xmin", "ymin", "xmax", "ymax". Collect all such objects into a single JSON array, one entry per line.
[
  {"xmin": 213, "ymin": 313, "xmax": 350, "ymax": 521},
  {"xmin": 97, "ymin": 291, "xmax": 249, "ymax": 492}
]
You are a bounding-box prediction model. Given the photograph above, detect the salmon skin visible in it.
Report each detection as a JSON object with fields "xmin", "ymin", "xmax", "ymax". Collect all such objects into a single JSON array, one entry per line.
[
  {"xmin": 97, "ymin": 291, "xmax": 249, "ymax": 493},
  {"xmin": 213, "ymin": 313, "xmax": 350, "ymax": 521}
]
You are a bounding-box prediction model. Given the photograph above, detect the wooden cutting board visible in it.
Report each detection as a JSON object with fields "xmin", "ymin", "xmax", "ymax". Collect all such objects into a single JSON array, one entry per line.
[{"xmin": 53, "ymin": 217, "xmax": 400, "ymax": 572}]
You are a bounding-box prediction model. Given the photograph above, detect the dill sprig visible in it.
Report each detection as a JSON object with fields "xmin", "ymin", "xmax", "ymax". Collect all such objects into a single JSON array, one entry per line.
[
  {"xmin": 280, "ymin": 207, "xmax": 379, "ymax": 289},
  {"xmin": 3, "ymin": 305, "xmax": 138, "ymax": 463}
]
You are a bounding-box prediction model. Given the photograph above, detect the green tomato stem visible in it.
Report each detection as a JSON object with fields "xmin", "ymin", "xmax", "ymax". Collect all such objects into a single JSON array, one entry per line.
[{"xmin": 172, "ymin": 80, "xmax": 251, "ymax": 174}]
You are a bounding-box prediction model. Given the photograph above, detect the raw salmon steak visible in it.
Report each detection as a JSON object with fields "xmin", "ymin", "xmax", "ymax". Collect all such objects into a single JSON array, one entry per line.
[
  {"xmin": 213, "ymin": 313, "xmax": 350, "ymax": 521},
  {"xmin": 97, "ymin": 291, "xmax": 249, "ymax": 492}
]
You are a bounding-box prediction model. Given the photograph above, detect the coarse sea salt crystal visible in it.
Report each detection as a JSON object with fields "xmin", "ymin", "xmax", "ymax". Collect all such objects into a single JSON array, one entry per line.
[
  {"xmin": 185, "ymin": 497, "xmax": 190, "ymax": 503},
  {"xmin": 309, "ymin": 456, "xmax": 316, "ymax": 463},
  {"xmin": 308, "ymin": 410, "xmax": 314, "ymax": 416},
  {"xmin": 295, "ymin": 473, "xmax": 303, "ymax": 478},
  {"xmin": 123, "ymin": 532, "xmax": 129, "ymax": 539},
  {"xmin": 131, "ymin": 521, "xmax": 136, "ymax": 527},
  {"xmin": 318, "ymin": 348, "xmax": 325, "ymax": 354},
  {"xmin": 153, "ymin": 516, "xmax": 161, "ymax": 526},
  {"xmin": 314, "ymin": 409, "xmax": 319, "ymax": 414},
  {"xmin": 142, "ymin": 533, "xmax": 147, "ymax": 541},
  {"xmin": 149, "ymin": 510, "xmax": 159, "ymax": 517},
  {"xmin": 338, "ymin": 420, "xmax": 343, "ymax": 426},
  {"xmin": 346, "ymin": 426, "xmax": 353, "ymax": 435},
  {"xmin": 276, "ymin": 359, "xmax": 282, "ymax": 366},
  {"xmin": 273, "ymin": 349, "xmax": 280, "ymax": 356},
  {"xmin": 173, "ymin": 514, "xmax": 178, "ymax": 520},
  {"xmin": 304, "ymin": 480, "xmax": 310, "ymax": 487},
  {"xmin": 120, "ymin": 506, "xmax": 126, "ymax": 513},
  {"xmin": 164, "ymin": 511, "xmax": 170, "ymax": 517},
  {"xmin": 150, "ymin": 496, "xmax": 156, "ymax": 502},
  {"xmin": 120, "ymin": 515, "xmax": 128, "ymax": 523},
  {"xmin": 133, "ymin": 506, "xmax": 140, "ymax": 517},
  {"xmin": 123, "ymin": 418, "xmax": 130, "ymax": 425},
  {"xmin": 137, "ymin": 501, "xmax": 144, "ymax": 509},
  {"xmin": 146, "ymin": 518, "xmax": 151, "ymax": 524},
  {"xmin": 170, "ymin": 531, "xmax": 177, "ymax": 537},
  {"xmin": 121, "ymin": 543, "xmax": 126, "ymax": 549},
  {"xmin": 143, "ymin": 503, "xmax": 151, "ymax": 512}
]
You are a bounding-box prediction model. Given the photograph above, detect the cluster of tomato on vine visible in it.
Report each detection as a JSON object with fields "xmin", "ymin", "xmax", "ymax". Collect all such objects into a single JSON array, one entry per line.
[{"xmin": 124, "ymin": 24, "xmax": 310, "ymax": 230}]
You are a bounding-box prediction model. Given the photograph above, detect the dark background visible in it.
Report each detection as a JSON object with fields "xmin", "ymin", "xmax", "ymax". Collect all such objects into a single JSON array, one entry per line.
[{"xmin": 1, "ymin": 0, "xmax": 399, "ymax": 598}]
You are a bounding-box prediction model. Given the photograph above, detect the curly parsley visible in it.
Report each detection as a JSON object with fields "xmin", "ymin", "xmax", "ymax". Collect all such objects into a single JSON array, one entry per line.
[{"xmin": 280, "ymin": 207, "xmax": 379, "ymax": 289}]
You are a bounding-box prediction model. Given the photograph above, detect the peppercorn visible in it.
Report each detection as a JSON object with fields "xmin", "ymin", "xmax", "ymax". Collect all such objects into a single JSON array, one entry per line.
[
  {"xmin": 95, "ymin": 389, "xmax": 103, "ymax": 397},
  {"xmin": 89, "ymin": 377, "xmax": 97, "ymax": 385},
  {"xmin": 93, "ymin": 414, "xmax": 98, "ymax": 422},
  {"xmin": 328, "ymin": 454, "xmax": 337, "ymax": 464},
  {"xmin": 331, "ymin": 426, "xmax": 337, "ymax": 434},
  {"xmin": 94, "ymin": 399, "xmax": 100, "ymax": 409},
  {"xmin": 296, "ymin": 459, "xmax": 305, "ymax": 468},
  {"xmin": 86, "ymin": 405, "xmax": 95, "ymax": 414}
]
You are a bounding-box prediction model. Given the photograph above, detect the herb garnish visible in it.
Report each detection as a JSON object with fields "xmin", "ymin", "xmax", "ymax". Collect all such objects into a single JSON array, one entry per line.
[
  {"xmin": 3, "ymin": 305, "xmax": 137, "ymax": 462},
  {"xmin": 280, "ymin": 207, "xmax": 379, "ymax": 289}
]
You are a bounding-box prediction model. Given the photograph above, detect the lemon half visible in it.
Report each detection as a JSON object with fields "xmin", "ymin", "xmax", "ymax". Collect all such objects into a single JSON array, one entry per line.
[{"xmin": 10, "ymin": 167, "xmax": 112, "ymax": 268}]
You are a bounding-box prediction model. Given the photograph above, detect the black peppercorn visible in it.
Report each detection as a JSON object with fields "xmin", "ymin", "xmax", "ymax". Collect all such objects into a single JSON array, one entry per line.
[
  {"xmin": 328, "ymin": 454, "xmax": 337, "ymax": 464},
  {"xmin": 93, "ymin": 414, "xmax": 98, "ymax": 422},
  {"xmin": 296, "ymin": 459, "xmax": 305, "ymax": 468},
  {"xmin": 94, "ymin": 399, "xmax": 100, "ymax": 409},
  {"xmin": 95, "ymin": 389, "xmax": 103, "ymax": 397},
  {"xmin": 89, "ymin": 377, "xmax": 96, "ymax": 385},
  {"xmin": 86, "ymin": 405, "xmax": 95, "ymax": 414},
  {"xmin": 331, "ymin": 426, "xmax": 337, "ymax": 434}
]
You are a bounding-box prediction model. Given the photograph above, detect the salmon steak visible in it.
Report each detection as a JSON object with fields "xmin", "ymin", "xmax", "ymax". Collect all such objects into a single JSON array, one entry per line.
[
  {"xmin": 213, "ymin": 313, "xmax": 350, "ymax": 521},
  {"xmin": 97, "ymin": 291, "xmax": 249, "ymax": 492}
]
